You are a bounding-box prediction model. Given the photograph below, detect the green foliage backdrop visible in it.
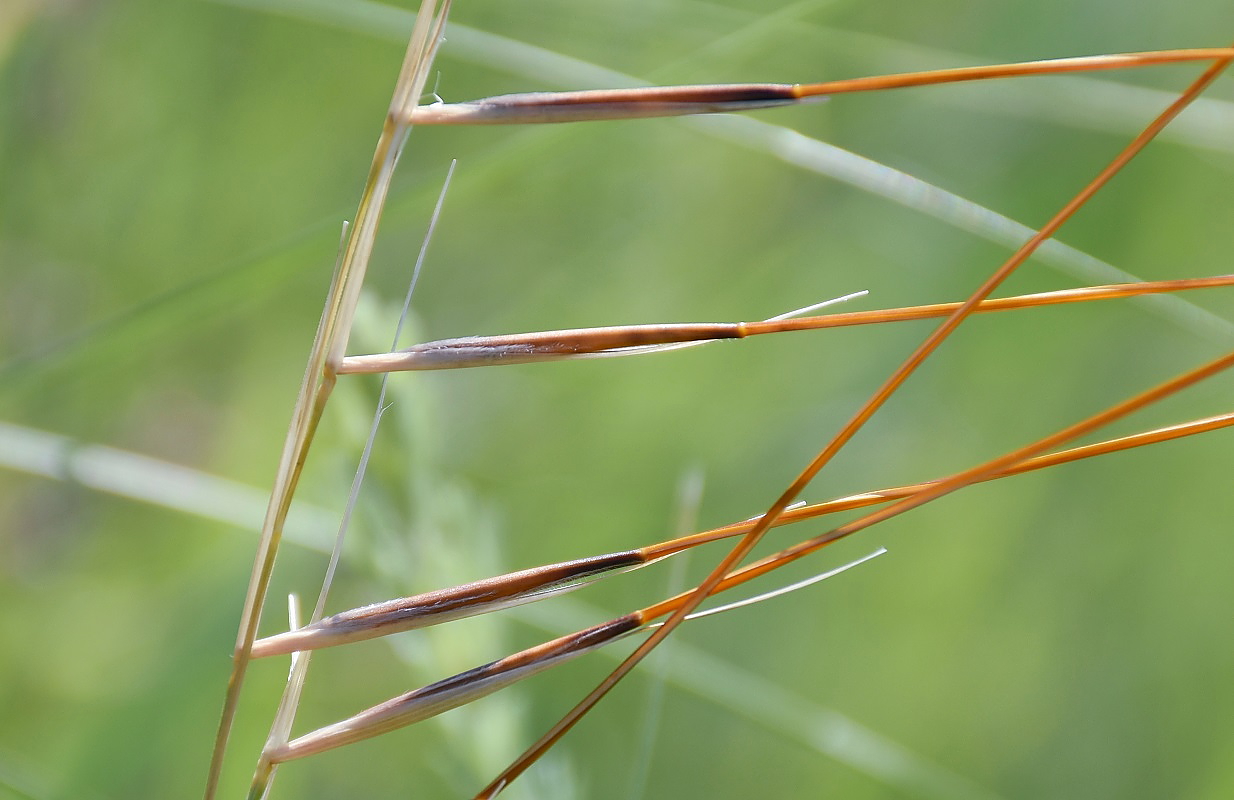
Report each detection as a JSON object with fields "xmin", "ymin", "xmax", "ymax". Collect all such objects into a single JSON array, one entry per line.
[{"xmin": 2, "ymin": 1, "xmax": 1233, "ymax": 798}]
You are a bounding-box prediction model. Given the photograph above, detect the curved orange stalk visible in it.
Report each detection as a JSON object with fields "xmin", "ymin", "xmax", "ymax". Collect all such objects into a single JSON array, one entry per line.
[
  {"xmin": 641, "ymin": 351, "xmax": 1234, "ymax": 622},
  {"xmin": 642, "ymin": 408, "xmax": 1234, "ymax": 560}
]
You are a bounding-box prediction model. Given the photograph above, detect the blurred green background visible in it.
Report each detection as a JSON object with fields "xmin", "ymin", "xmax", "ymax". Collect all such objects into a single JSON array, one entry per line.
[{"xmin": 2, "ymin": 0, "xmax": 1234, "ymax": 798}]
